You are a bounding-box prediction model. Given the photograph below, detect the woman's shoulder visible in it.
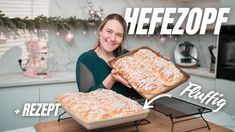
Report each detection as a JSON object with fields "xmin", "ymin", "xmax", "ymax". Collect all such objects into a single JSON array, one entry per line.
[{"xmin": 78, "ymin": 50, "xmax": 96, "ymax": 61}]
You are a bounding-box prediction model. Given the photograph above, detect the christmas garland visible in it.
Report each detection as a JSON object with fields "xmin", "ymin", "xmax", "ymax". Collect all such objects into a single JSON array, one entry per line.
[
  {"xmin": 0, "ymin": 10, "xmax": 178, "ymax": 40},
  {"xmin": 0, "ymin": 10, "xmax": 101, "ymax": 33}
]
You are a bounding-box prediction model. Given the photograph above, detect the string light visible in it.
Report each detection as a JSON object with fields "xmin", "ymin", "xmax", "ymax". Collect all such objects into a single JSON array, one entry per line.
[
  {"xmin": 160, "ymin": 36, "xmax": 166, "ymax": 44},
  {"xmin": 0, "ymin": 32, "xmax": 7, "ymax": 44},
  {"xmin": 65, "ymin": 31, "xmax": 74, "ymax": 42}
]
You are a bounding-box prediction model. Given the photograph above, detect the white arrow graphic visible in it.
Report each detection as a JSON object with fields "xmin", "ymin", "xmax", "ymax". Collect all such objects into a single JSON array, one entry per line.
[{"xmin": 143, "ymin": 93, "xmax": 172, "ymax": 109}]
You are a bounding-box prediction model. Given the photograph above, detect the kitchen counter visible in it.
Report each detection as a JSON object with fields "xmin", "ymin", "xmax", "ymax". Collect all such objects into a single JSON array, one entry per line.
[
  {"xmin": 5, "ymin": 127, "xmax": 36, "ymax": 132},
  {"xmin": 182, "ymin": 67, "xmax": 216, "ymax": 78},
  {"xmin": 0, "ymin": 67, "xmax": 215, "ymax": 89},
  {"xmin": 0, "ymin": 71, "xmax": 76, "ymax": 88}
]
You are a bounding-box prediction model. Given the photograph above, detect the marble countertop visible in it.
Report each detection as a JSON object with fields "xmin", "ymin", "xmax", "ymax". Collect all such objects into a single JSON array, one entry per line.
[
  {"xmin": 182, "ymin": 67, "xmax": 216, "ymax": 78},
  {"xmin": 0, "ymin": 71, "xmax": 76, "ymax": 88},
  {"xmin": 0, "ymin": 67, "xmax": 215, "ymax": 88}
]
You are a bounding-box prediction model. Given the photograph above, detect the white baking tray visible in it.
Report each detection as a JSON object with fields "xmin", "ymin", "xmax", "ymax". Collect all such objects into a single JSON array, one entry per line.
[{"xmin": 61, "ymin": 105, "xmax": 150, "ymax": 130}]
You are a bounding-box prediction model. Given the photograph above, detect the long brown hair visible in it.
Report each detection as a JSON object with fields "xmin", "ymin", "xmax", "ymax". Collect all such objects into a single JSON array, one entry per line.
[{"xmin": 96, "ymin": 13, "xmax": 127, "ymax": 55}]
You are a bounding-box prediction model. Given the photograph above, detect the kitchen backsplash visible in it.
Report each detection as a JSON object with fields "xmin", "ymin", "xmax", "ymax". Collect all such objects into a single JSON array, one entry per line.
[
  {"xmin": 0, "ymin": 0, "xmax": 219, "ymax": 74},
  {"xmin": 0, "ymin": 31, "xmax": 217, "ymax": 74}
]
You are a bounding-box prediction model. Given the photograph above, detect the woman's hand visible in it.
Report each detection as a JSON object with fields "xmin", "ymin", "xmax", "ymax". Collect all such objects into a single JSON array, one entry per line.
[{"xmin": 111, "ymin": 69, "xmax": 132, "ymax": 88}]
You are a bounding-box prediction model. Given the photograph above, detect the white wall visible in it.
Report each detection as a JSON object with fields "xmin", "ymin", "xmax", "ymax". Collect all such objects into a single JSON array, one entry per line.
[
  {"xmin": 216, "ymin": 79, "xmax": 235, "ymax": 114},
  {"xmin": 0, "ymin": 0, "xmax": 221, "ymax": 73},
  {"xmin": 220, "ymin": 0, "xmax": 235, "ymax": 24},
  {"xmin": 46, "ymin": 0, "xmax": 189, "ymax": 72}
]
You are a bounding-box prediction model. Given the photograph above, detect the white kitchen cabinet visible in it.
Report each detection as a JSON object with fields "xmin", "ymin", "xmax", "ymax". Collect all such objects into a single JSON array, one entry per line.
[
  {"xmin": 170, "ymin": 73, "xmax": 235, "ymax": 115},
  {"xmin": 169, "ymin": 74, "xmax": 216, "ymax": 109},
  {"xmin": 0, "ymin": 86, "xmax": 40, "ymax": 131},
  {"xmin": 0, "ymin": 71, "xmax": 77, "ymax": 131},
  {"xmin": 39, "ymin": 82, "xmax": 77, "ymax": 122},
  {"xmin": 39, "ymin": 83, "xmax": 77, "ymax": 103},
  {"xmin": 215, "ymin": 79, "xmax": 235, "ymax": 115},
  {"xmin": 0, "ymin": 82, "xmax": 77, "ymax": 131},
  {"xmin": 185, "ymin": 75, "xmax": 216, "ymax": 108}
]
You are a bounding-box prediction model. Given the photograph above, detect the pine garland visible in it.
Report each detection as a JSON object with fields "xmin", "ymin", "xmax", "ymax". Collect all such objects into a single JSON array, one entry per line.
[
  {"xmin": 0, "ymin": 10, "xmax": 101, "ymax": 33},
  {"xmin": 0, "ymin": 10, "xmax": 178, "ymax": 38}
]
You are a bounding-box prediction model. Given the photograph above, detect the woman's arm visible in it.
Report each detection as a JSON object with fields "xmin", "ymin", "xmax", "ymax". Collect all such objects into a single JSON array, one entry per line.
[
  {"xmin": 102, "ymin": 74, "xmax": 116, "ymax": 89},
  {"xmin": 76, "ymin": 60, "xmax": 97, "ymax": 92},
  {"xmin": 102, "ymin": 70, "xmax": 131, "ymax": 89},
  {"xmin": 102, "ymin": 49, "xmax": 131, "ymax": 89}
]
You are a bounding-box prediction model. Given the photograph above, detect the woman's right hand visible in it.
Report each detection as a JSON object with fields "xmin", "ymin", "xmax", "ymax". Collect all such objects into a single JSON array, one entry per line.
[{"xmin": 111, "ymin": 69, "xmax": 132, "ymax": 88}]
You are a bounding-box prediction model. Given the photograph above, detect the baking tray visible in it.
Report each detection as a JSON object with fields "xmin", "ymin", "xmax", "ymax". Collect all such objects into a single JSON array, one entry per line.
[
  {"xmin": 58, "ymin": 102, "xmax": 150, "ymax": 130},
  {"xmin": 108, "ymin": 46, "xmax": 190, "ymax": 99}
]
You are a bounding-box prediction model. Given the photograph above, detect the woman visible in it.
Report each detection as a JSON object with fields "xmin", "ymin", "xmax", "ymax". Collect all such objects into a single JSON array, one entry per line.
[{"xmin": 76, "ymin": 13, "xmax": 141, "ymax": 98}]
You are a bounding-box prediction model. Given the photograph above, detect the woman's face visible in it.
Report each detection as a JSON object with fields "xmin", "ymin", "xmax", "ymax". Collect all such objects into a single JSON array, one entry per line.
[{"xmin": 99, "ymin": 19, "xmax": 124, "ymax": 53}]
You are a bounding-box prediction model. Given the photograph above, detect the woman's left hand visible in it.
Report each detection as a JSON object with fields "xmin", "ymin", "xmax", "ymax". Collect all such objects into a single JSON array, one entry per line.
[{"xmin": 111, "ymin": 69, "xmax": 132, "ymax": 88}]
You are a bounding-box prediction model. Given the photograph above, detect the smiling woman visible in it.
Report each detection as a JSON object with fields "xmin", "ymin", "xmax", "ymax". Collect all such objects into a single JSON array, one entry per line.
[{"xmin": 76, "ymin": 13, "xmax": 142, "ymax": 99}]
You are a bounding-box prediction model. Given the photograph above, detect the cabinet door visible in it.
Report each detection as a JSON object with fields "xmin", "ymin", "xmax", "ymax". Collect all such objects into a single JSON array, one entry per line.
[
  {"xmin": 39, "ymin": 82, "xmax": 77, "ymax": 122},
  {"xmin": 0, "ymin": 86, "xmax": 39, "ymax": 131},
  {"xmin": 169, "ymin": 75, "xmax": 216, "ymax": 108},
  {"xmin": 216, "ymin": 79, "xmax": 235, "ymax": 115},
  {"xmin": 185, "ymin": 75, "xmax": 216, "ymax": 108}
]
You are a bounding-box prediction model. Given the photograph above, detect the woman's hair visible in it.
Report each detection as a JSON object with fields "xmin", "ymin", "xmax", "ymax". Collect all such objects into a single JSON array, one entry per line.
[{"xmin": 96, "ymin": 13, "xmax": 127, "ymax": 55}]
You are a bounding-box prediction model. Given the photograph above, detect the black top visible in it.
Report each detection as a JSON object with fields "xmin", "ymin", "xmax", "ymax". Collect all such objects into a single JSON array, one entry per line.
[{"xmin": 76, "ymin": 49, "xmax": 142, "ymax": 98}]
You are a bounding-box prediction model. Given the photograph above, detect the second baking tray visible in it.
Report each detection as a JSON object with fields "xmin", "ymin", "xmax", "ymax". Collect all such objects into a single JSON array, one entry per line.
[{"xmin": 59, "ymin": 104, "xmax": 150, "ymax": 130}]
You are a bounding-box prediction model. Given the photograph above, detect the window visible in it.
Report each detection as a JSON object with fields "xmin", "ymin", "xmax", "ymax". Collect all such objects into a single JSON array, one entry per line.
[{"xmin": 0, "ymin": 0, "xmax": 49, "ymax": 61}]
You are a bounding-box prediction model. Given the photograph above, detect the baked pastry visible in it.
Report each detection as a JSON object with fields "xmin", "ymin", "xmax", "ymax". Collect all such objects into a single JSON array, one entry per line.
[
  {"xmin": 111, "ymin": 47, "xmax": 188, "ymax": 98},
  {"xmin": 158, "ymin": 63, "xmax": 184, "ymax": 86},
  {"xmin": 56, "ymin": 89, "xmax": 144, "ymax": 122},
  {"xmin": 134, "ymin": 49, "xmax": 184, "ymax": 86},
  {"xmin": 113, "ymin": 56, "xmax": 165, "ymax": 95},
  {"xmin": 133, "ymin": 49, "xmax": 171, "ymax": 73}
]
